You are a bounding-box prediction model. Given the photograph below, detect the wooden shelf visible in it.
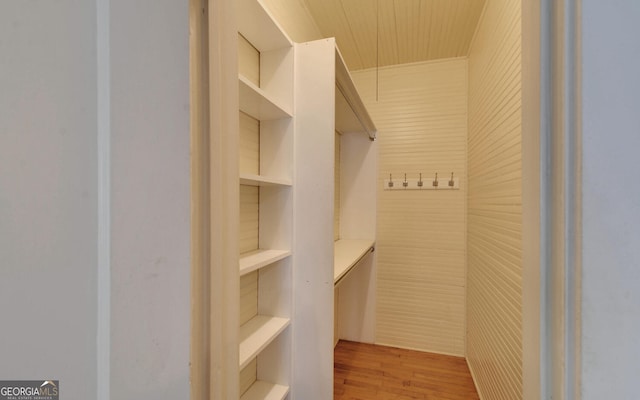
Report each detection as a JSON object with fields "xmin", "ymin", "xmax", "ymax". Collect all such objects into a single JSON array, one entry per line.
[
  {"xmin": 334, "ymin": 239, "xmax": 375, "ymax": 285},
  {"xmin": 240, "ymin": 173, "xmax": 292, "ymax": 187},
  {"xmin": 240, "ymin": 249, "xmax": 291, "ymax": 276},
  {"xmin": 237, "ymin": 0, "xmax": 292, "ymax": 52},
  {"xmin": 239, "ymin": 315, "xmax": 290, "ymax": 369},
  {"xmin": 239, "ymin": 75, "xmax": 292, "ymax": 121},
  {"xmin": 241, "ymin": 381, "xmax": 289, "ymax": 400}
]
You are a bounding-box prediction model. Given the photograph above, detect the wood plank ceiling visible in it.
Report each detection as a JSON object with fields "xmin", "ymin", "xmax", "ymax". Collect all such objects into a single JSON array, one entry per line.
[{"xmin": 302, "ymin": 0, "xmax": 487, "ymax": 70}]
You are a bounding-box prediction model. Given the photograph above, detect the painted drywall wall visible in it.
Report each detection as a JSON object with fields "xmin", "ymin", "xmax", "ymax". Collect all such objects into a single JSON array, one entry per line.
[
  {"xmin": 0, "ymin": 2, "xmax": 98, "ymax": 398},
  {"xmin": 109, "ymin": 1, "xmax": 190, "ymax": 399},
  {"xmin": 580, "ymin": 1, "xmax": 640, "ymax": 398},
  {"xmin": 466, "ymin": 0, "xmax": 523, "ymax": 398},
  {"xmin": 353, "ymin": 58, "xmax": 468, "ymax": 356},
  {"xmin": 337, "ymin": 133, "xmax": 378, "ymax": 344},
  {"xmin": 1, "ymin": 2, "xmax": 190, "ymax": 398}
]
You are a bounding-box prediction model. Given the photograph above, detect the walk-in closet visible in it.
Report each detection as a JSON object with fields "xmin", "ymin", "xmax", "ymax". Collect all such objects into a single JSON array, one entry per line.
[
  {"xmin": 193, "ymin": 0, "xmax": 540, "ymax": 399},
  {"xmin": 7, "ymin": 0, "xmax": 640, "ymax": 399}
]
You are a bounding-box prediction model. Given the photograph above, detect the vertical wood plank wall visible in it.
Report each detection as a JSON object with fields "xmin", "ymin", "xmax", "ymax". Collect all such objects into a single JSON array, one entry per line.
[
  {"xmin": 352, "ymin": 59, "xmax": 467, "ymax": 356},
  {"xmin": 466, "ymin": 0, "xmax": 523, "ymax": 399},
  {"xmin": 239, "ymin": 112, "xmax": 260, "ymax": 173},
  {"xmin": 334, "ymin": 131, "xmax": 341, "ymax": 241},
  {"xmin": 238, "ymin": 34, "xmax": 260, "ymax": 86},
  {"xmin": 238, "ymin": 36, "xmax": 261, "ymax": 396}
]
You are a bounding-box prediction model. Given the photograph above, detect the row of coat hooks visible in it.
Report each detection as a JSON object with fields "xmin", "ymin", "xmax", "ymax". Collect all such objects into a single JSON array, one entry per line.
[{"xmin": 384, "ymin": 172, "xmax": 460, "ymax": 190}]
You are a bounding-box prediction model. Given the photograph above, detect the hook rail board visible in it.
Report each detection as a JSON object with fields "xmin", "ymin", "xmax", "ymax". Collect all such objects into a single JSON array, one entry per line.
[{"xmin": 384, "ymin": 177, "xmax": 460, "ymax": 190}]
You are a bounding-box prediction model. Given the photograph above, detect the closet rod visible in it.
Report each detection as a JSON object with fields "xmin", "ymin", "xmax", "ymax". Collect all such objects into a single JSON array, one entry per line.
[{"xmin": 334, "ymin": 245, "xmax": 374, "ymax": 288}]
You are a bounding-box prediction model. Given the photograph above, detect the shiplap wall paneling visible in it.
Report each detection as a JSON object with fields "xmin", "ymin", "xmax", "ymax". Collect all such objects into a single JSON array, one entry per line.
[
  {"xmin": 239, "ymin": 33, "xmax": 260, "ymax": 87},
  {"xmin": 239, "ymin": 185, "xmax": 259, "ymax": 254},
  {"xmin": 238, "ymin": 38, "xmax": 261, "ymax": 395},
  {"xmin": 333, "ymin": 130, "xmax": 341, "ymax": 343},
  {"xmin": 352, "ymin": 58, "xmax": 467, "ymax": 356},
  {"xmin": 240, "ymin": 112, "xmax": 260, "ymax": 175},
  {"xmin": 302, "ymin": 0, "xmax": 486, "ymax": 70},
  {"xmin": 239, "ymin": 272, "xmax": 259, "ymax": 393},
  {"xmin": 335, "ymin": 131, "xmax": 341, "ymax": 241},
  {"xmin": 466, "ymin": 0, "xmax": 523, "ymax": 399}
]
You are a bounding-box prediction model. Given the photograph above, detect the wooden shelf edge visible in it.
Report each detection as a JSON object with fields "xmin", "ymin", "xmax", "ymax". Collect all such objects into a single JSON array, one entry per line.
[
  {"xmin": 239, "ymin": 315, "xmax": 290, "ymax": 370},
  {"xmin": 240, "ymin": 249, "xmax": 291, "ymax": 276},
  {"xmin": 240, "ymin": 173, "xmax": 292, "ymax": 187},
  {"xmin": 239, "ymin": 75, "xmax": 293, "ymax": 120},
  {"xmin": 334, "ymin": 239, "xmax": 375, "ymax": 285},
  {"xmin": 334, "ymin": 47, "xmax": 377, "ymax": 140},
  {"xmin": 241, "ymin": 381, "xmax": 289, "ymax": 400}
]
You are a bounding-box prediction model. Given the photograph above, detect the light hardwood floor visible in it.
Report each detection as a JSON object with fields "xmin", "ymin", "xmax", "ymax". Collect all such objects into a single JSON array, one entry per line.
[{"xmin": 334, "ymin": 340, "xmax": 480, "ymax": 400}]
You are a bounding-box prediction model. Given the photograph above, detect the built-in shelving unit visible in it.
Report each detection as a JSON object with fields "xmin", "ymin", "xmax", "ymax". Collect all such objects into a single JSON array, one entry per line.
[
  {"xmin": 232, "ymin": 5, "xmax": 378, "ymax": 396},
  {"xmin": 237, "ymin": 0, "xmax": 293, "ymax": 397}
]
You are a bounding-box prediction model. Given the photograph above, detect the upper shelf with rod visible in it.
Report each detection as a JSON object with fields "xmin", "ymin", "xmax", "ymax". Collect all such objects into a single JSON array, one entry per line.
[{"xmin": 335, "ymin": 47, "xmax": 377, "ymax": 141}]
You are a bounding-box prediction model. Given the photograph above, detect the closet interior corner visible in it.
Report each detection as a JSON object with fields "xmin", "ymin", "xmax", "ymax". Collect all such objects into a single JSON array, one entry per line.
[{"xmin": 332, "ymin": 46, "xmax": 378, "ymax": 348}]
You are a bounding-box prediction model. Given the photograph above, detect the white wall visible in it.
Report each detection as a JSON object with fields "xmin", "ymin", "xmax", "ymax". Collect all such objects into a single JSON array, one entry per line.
[
  {"xmin": 109, "ymin": 1, "xmax": 190, "ymax": 398},
  {"xmin": 0, "ymin": 2, "xmax": 98, "ymax": 399},
  {"xmin": 353, "ymin": 59, "xmax": 468, "ymax": 356},
  {"xmin": 580, "ymin": 1, "xmax": 640, "ymax": 398},
  {"xmin": 0, "ymin": 1, "xmax": 190, "ymax": 399},
  {"xmin": 337, "ymin": 133, "xmax": 378, "ymax": 343}
]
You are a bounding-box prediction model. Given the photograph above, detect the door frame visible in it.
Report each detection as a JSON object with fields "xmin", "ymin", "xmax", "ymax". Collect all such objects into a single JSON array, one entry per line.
[
  {"xmin": 190, "ymin": 0, "xmax": 583, "ymax": 398},
  {"xmin": 190, "ymin": 0, "xmax": 240, "ymax": 399},
  {"xmin": 538, "ymin": 0, "xmax": 582, "ymax": 399}
]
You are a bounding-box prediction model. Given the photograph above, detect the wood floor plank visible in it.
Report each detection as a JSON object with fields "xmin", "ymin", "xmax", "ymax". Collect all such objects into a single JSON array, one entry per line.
[{"xmin": 334, "ymin": 340, "xmax": 480, "ymax": 400}]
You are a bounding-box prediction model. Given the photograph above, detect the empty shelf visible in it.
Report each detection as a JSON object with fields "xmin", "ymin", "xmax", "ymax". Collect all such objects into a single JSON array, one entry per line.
[
  {"xmin": 240, "ymin": 173, "xmax": 292, "ymax": 187},
  {"xmin": 241, "ymin": 381, "xmax": 289, "ymax": 400},
  {"xmin": 240, "ymin": 249, "xmax": 291, "ymax": 276},
  {"xmin": 239, "ymin": 315, "xmax": 290, "ymax": 370},
  {"xmin": 239, "ymin": 75, "xmax": 292, "ymax": 121},
  {"xmin": 334, "ymin": 239, "xmax": 375, "ymax": 285}
]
